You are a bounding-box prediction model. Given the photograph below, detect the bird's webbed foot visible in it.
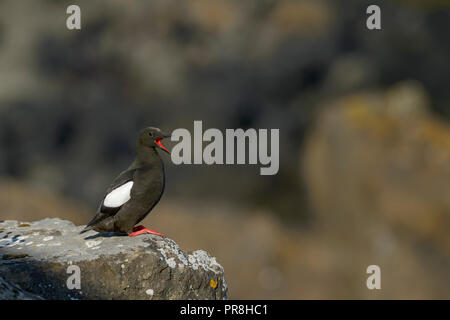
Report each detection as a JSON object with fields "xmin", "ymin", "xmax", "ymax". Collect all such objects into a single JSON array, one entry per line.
[{"xmin": 128, "ymin": 225, "xmax": 164, "ymax": 237}]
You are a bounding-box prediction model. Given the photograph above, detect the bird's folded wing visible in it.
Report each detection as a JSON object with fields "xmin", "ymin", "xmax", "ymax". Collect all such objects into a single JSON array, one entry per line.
[
  {"xmin": 103, "ymin": 181, "xmax": 133, "ymax": 207},
  {"xmin": 101, "ymin": 168, "xmax": 137, "ymax": 209},
  {"xmin": 85, "ymin": 169, "xmax": 137, "ymax": 229}
]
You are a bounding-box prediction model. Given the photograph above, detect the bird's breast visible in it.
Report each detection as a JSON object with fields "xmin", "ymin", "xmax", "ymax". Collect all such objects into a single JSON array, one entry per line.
[{"xmin": 132, "ymin": 167, "xmax": 165, "ymax": 205}]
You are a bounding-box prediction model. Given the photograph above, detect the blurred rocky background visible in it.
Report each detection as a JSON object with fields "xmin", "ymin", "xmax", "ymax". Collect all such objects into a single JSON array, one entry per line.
[{"xmin": 0, "ymin": 0, "xmax": 449, "ymax": 298}]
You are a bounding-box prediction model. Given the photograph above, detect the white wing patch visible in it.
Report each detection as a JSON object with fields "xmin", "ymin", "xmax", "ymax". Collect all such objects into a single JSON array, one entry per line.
[{"xmin": 103, "ymin": 181, "xmax": 133, "ymax": 208}]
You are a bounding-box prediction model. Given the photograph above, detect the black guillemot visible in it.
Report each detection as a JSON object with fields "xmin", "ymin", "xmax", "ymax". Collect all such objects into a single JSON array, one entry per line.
[{"xmin": 81, "ymin": 127, "xmax": 171, "ymax": 237}]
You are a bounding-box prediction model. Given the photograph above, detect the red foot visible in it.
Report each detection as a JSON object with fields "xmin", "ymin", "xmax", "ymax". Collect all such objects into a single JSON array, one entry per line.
[{"xmin": 129, "ymin": 225, "xmax": 164, "ymax": 237}]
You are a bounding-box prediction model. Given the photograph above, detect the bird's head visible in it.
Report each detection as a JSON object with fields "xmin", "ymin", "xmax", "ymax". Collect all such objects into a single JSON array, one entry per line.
[{"xmin": 138, "ymin": 127, "xmax": 171, "ymax": 154}]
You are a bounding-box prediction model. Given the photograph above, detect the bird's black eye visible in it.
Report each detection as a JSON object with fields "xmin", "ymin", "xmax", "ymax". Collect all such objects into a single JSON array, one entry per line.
[{"xmin": 149, "ymin": 132, "xmax": 153, "ymax": 137}]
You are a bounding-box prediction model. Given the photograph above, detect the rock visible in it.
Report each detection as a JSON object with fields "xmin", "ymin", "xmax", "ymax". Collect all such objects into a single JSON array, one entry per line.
[
  {"xmin": 303, "ymin": 81, "xmax": 450, "ymax": 248},
  {"xmin": 0, "ymin": 276, "xmax": 43, "ymax": 300},
  {"xmin": 0, "ymin": 218, "xmax": 227, "ymax": 300}
]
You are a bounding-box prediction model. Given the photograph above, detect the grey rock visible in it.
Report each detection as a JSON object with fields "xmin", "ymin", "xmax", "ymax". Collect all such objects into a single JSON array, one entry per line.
[
  {"xmin": 0, "ymin": 218, "xmax": 227, "ymax": 300},
  {"xmin": 0, "ymin": 276, "xmax": 43, "ymax": 300}
]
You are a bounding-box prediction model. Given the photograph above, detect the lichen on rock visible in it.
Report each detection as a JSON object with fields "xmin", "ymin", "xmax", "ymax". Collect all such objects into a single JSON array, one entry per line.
[{"xmin": 0, "ymin": 218, "xmax": 227, "ymax": 300}]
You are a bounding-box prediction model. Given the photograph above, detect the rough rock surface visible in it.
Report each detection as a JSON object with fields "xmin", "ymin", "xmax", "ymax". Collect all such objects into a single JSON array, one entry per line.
[
  {"xmin": 0, "ymin": 276, "xmax": 43, "ymax": 300},
  {"xmin": 0, "ymin": 218, "xmax": 227, "ymax": 300}
]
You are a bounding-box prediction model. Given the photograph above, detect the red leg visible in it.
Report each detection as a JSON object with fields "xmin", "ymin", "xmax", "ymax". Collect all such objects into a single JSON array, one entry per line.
[{"xmin": 129, "ymin": 225, "xmax": 164, "ymax": 237}]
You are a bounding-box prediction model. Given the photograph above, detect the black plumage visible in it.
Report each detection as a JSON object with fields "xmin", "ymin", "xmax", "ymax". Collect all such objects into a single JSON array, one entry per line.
[{"xmin": 81, "ymin": 127, "xmax": 170, "ymax": 236}]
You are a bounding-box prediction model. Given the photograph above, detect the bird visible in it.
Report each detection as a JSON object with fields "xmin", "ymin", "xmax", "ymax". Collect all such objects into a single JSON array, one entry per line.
[{"xmin": 81, "ymin": 127, "xmax": 171, "ymax": 237}]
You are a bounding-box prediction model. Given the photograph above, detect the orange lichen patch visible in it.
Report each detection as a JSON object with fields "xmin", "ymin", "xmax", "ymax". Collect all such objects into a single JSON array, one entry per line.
[
  {"xmin": 189, "ymin": 0, "xmax": 239, "ymax": 33},
  {"xmin": 18, "ymin": 223, "xmax": 31, "ymax": 227},
  {"xmin": 340, "ymin": 88, "xmax": 450, "ymax": 161},
  {"xmin": 210, "ymin": 279, "xmax": 218, "ymax": 289},
  {"xmin": 342, "ymin": 95, "xmax": 396, "ymax": 138},
  {"xmin": 270, "ymin": 0, "xmax": 334, "ymax": 36},
  {"xmin": 418, "ymin": 119, "xmax": 450, "ymax": 153}
]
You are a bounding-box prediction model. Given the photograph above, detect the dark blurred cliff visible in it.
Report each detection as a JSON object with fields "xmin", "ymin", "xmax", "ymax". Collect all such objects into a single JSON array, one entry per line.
[
  {"xmin": 0, "ymin": 0, "xmax": 449, "ymax": 220},
  {"xmin": 0, "ymin": 0, "xmax": 449, "ymax": 299}
]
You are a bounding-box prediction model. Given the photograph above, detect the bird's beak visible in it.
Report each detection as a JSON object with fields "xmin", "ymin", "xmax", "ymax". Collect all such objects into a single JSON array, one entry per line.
[{"xmin": 154, "ymin": 137, "xmax": 170, "ymax": 154}]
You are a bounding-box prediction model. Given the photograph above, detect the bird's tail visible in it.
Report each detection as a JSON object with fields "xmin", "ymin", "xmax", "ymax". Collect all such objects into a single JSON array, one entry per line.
[
  {"xmin": 80, "ymin": 212, "xmax": 105, "ymax": 234},
  {"xmin": 79, "ymin": 225, "xmax": 94, "ymax": 234}
]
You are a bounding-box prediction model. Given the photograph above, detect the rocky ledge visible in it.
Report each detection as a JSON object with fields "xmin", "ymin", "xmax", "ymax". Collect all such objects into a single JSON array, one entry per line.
[{"xmin": 0, "ymin": 218, "xmax": 227, "ymax": 300}]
